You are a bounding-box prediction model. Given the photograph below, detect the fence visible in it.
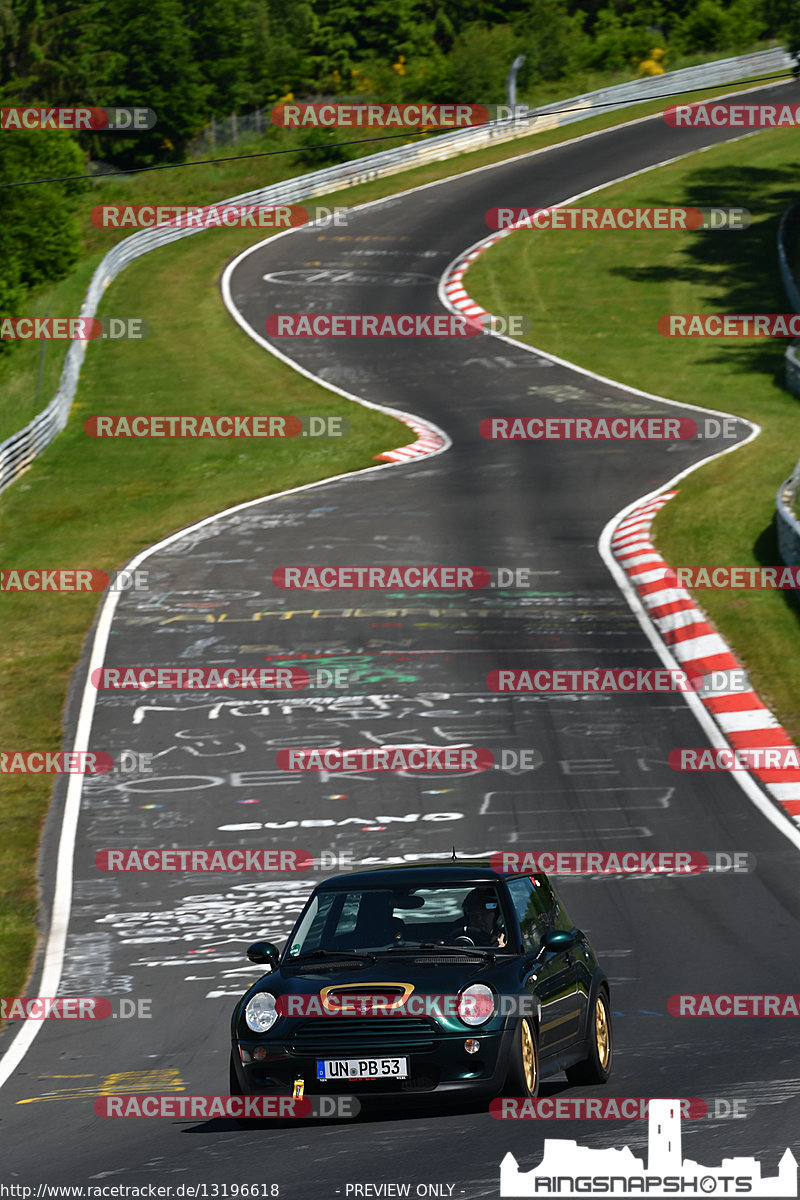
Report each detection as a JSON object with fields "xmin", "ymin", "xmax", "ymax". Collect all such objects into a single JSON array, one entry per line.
[
  {"xmin": 0, "ymin": 44, "xmax": 794, "ymax": 495},
  {"xmin": 775, "ymin": 199, "xmax": 800, "ymax": 571}
]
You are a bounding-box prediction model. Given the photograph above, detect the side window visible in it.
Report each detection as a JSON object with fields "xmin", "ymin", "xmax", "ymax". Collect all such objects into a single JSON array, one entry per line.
[
  {"xmin": 290, "ymin": 891, "xmax": 338, "ymax": 954},
  {"xmin": 507, "ymin": 876, "xmax": 549, "ymax": 952},
  {"xmin": 534, "ymin": 875, "xmax": 574, "ymax": 933}
]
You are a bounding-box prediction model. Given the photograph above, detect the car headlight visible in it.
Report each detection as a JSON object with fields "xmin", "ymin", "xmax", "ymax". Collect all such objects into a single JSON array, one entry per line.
[
  {"xmin": 458, "ymin": 983, "xmax": 495, "ymax": 1026},
  {"xmin": 244, "ymin": 992, "xmax": 279, "ymax": 1033}
]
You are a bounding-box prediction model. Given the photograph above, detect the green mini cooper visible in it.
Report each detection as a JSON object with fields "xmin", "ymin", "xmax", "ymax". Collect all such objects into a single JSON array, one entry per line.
[{"xmin": 230, "ymin": 861, "xmax": 612, "ymax": 1105}]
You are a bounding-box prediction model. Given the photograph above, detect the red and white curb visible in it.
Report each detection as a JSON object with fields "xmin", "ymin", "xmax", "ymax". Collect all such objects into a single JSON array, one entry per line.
[
  {"xmin": 441, "ymin": 233, "xmax": 507, "ymax": 325},
  {"xmin": 438, "ymin": 214, "xmax": 800, "ymax": 828},
  {"xmin": 375, "ymin": 414, "xmax": 448, "ymax": 462},
  {"xmin": 375, "ymin": 235, "xmax": 511, "ymax": 462},
  {"xmin": 612, "ymin": 493, "xmax": 800, "ymax": 822}
]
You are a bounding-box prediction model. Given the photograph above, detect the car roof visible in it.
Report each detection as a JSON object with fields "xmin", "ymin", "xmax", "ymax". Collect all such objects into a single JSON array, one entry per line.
[{"xmin": 312, "ymin": 860, "xmax": 532, "ymax": 890}]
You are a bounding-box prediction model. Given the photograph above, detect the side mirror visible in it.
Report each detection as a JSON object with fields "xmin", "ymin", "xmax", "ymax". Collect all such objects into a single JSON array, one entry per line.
[
  {"xmin": 542, "ymin": 929, "xmax": 575, "ymax": 953},
  {"xmin": 246, "ymin": 940, "xmax": 280, "ymax": 968}
]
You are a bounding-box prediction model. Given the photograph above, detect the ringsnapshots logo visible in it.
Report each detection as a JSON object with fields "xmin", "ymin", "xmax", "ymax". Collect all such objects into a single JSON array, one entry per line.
[
  {"xmin": 0, "ymin": 106, "xmax": 155, "ymax": 130},
  {"xmin": 91, "ymin": 204, "xmax": 349, "ymax": 230},
  {"xmin": 486, "ymin": 207, "xmax": 749, "ymax": 231},
  {"xmin": 498, "ymin": 1098, "xmax": 796, "ymax": 1197},
  {"xmin": 265, "ymin": 313, "xmax": 528, "ymax": 337}
]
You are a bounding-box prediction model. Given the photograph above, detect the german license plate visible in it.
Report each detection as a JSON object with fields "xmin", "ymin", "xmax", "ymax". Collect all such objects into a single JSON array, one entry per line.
[{"xmin": 316, "ymin": 1056, "xmax": 409, "ymax": 1081}]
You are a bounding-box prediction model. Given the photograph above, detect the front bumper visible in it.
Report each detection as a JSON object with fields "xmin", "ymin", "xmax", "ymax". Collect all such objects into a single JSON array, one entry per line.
[{"xmin": 233, "ymin": 1022, "xmax": 514, "ymax": 1098}]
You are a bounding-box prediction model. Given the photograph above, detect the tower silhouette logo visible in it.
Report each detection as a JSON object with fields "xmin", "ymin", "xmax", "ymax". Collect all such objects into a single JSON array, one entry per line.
[{"xmin": 500, "ymin": 1099, "xmax": 797, "ymax": 1197}]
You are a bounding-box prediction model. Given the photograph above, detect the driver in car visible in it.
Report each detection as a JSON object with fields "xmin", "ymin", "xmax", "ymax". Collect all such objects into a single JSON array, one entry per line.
[{"xmin": 460, "ymin": 887, "xmax": 507, "ymax": 948}]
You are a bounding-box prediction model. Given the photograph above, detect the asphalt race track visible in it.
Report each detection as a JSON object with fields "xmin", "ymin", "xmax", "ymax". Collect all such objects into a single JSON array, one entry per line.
[{"xmin": 2, "ymin": 81, "xmax": 800, "ymax": 1196}]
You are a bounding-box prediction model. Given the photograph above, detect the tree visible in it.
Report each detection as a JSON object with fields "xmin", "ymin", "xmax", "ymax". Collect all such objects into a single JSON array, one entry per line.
[
  {"xmin": 86, "ymin": 0, "xmax": 206, "ymax": 168},
  {"xmin": 0, "ymin": 130, "xmax": 87, "ymax": 341}
]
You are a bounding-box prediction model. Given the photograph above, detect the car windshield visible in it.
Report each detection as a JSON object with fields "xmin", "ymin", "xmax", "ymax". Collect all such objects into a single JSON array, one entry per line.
[{"xmin": 286, "ymin": 883, "xmax": 509, "ymax": 957}]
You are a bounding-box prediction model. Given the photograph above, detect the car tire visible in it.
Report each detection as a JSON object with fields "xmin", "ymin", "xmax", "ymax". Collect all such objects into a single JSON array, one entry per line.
[
  {"xmin": 566, "ymin": 986, "xmax": 613, "ymax": 1085},
  {"xmin": 502, "ymin": 1017, "xmax": 539, "ymax": 1097}
]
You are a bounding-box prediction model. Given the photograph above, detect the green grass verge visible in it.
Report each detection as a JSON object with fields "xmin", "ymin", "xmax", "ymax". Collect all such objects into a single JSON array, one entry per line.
[
  {"xmin": 0, "ymin": 63, "xmax": 794, "ymax": 1001},
  {"xmin": 464, "ymin": 126, "xmax": 800, "ymax": 743}
]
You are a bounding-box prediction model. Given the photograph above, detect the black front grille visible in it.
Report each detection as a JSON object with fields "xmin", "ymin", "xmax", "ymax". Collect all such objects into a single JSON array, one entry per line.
[{"xmin": 289, "ymin": 1017, "xmax": 439, "ymax": 1051}]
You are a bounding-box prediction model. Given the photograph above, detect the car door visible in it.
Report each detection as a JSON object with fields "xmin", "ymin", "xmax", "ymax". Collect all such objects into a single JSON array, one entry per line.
[{"xmin": 506, "ymin": 875, "xmax": 583, "ymax": 1055}]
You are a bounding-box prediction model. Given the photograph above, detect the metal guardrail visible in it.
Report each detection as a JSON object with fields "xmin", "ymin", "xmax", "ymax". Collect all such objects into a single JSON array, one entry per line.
[
  {"xmin": 777, "ymin": 468, "xmax": 800, "ymax": 573},
  {"xmin": 777, "ymin": 201, "xmax": 800, "ymax": 395},
  {"xmin": 0, "ymin": 44, "xmax": 794, "ymax": 495},
  {"xmin": 776, "ymin": 200, "xmax": 800, "ymax": 573}
]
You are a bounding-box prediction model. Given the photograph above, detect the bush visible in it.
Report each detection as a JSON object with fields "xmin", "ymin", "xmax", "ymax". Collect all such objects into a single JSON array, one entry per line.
[
  {"xmin": 670, "ymin": 0, "xmax": 765, "ymax": 54},
  {"xmin": 0, "ymin": 130, "xmax": 88, "ymax": 352}
]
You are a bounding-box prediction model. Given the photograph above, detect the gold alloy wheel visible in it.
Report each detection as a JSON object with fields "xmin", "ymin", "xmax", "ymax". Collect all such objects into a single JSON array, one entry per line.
[
  {"xmin": 521, "ymin": 1020, "xmax": 536, "ymax": 1092},
  {"xmin": 595, "ymin": 995, "xmax": 611, "ymax": 1069}
]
